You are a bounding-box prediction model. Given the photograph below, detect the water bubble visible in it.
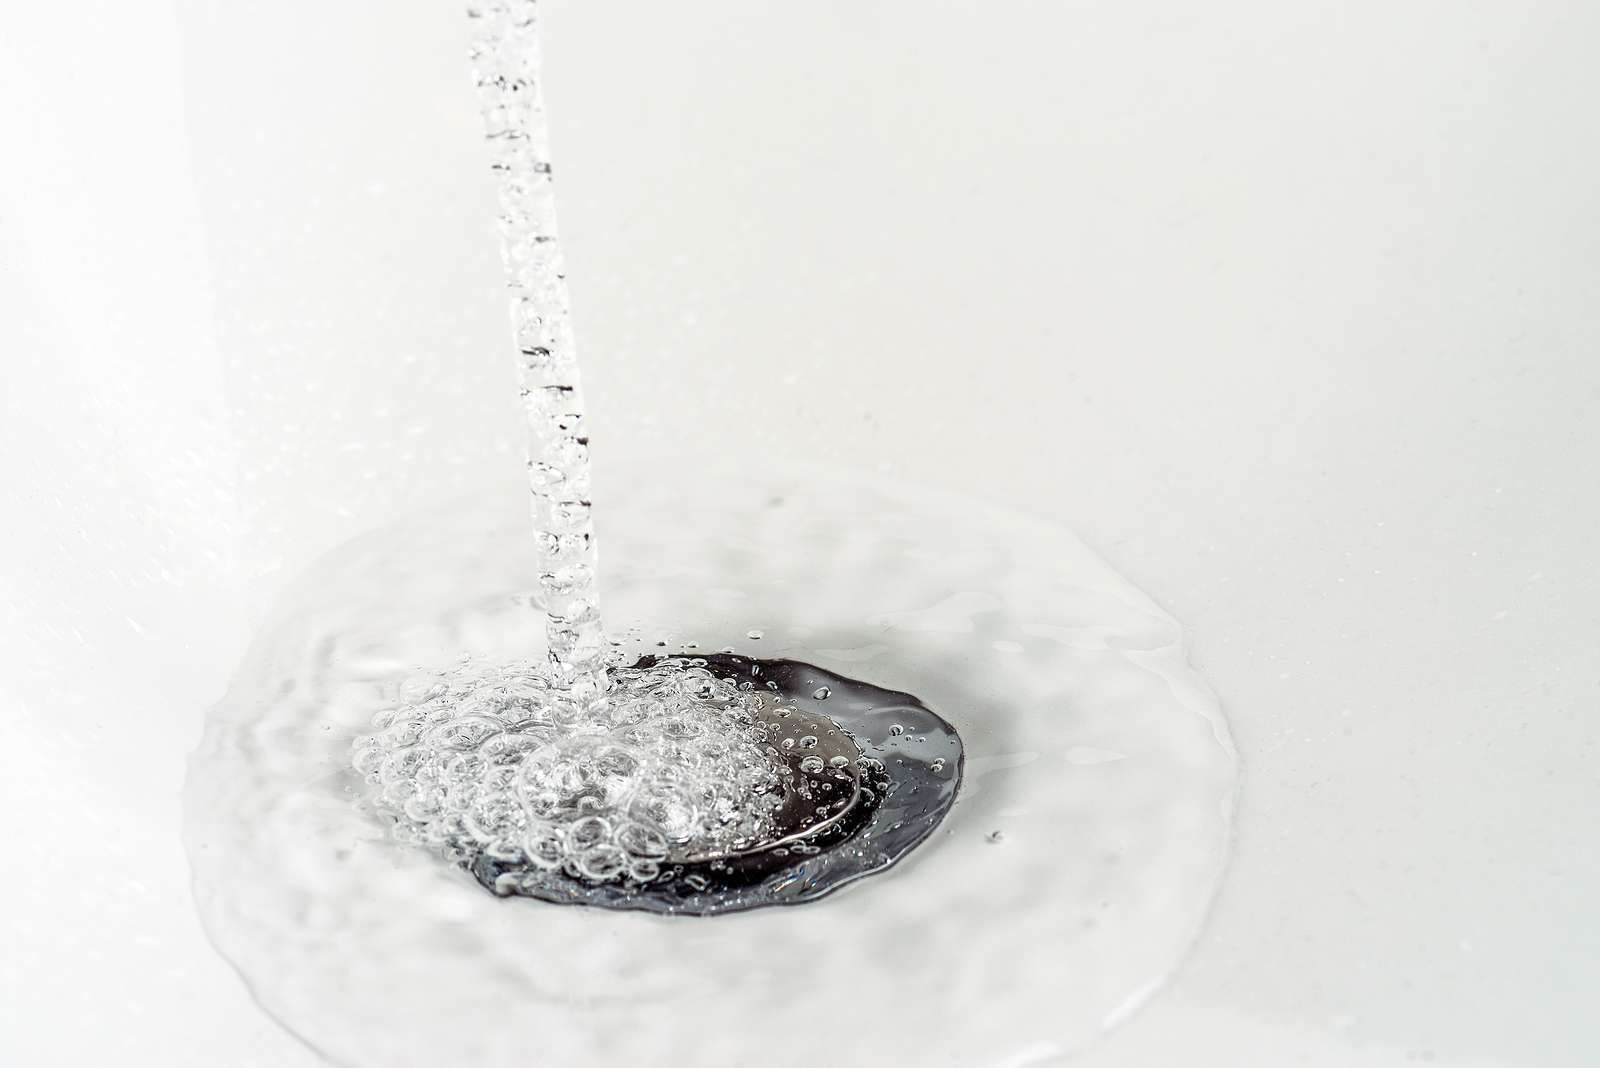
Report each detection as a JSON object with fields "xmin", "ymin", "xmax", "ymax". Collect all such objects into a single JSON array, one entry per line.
[
  {"xmin": 616, "ymin": 820, "xmax": 669, "ymax": 859},
  {"xmin": 746, "ymin": 629, "xmax": 764, "ymax": 640},
  {"xmin": 812, "ymin": 686, "xmax": 831, "ymax": 700},
  {"xmin": 627, "ymin": 858, "xmax": 661, "ymax": 883},
  {"xmin": 888, "ymin": 724, "xmax": 905, "ymax": 736},
  {"xmin": 573, "ymin": 845, "xmax": 627, "ymax": 881}
]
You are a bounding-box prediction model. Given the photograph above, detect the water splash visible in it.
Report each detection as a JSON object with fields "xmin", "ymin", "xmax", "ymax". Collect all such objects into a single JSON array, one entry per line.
[{"xmin": 183, "ymin": 468, "xmax": 1236, "ymax": 1064}]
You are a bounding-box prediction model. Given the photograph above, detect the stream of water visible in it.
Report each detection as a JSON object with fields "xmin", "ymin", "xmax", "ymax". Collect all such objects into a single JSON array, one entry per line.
[{"xmin": 340, "ymin": 0, "xmax": 965, "ymax": 911}]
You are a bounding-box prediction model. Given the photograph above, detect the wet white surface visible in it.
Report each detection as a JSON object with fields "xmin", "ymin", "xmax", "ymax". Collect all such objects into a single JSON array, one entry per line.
[
  {"xmin": 185, "ymin": 473, "xmax": 1233, "ymax": 1066},
  {"xmin": 4, "ymin": 1, "xmax": 1598, "ymax": 1065}
]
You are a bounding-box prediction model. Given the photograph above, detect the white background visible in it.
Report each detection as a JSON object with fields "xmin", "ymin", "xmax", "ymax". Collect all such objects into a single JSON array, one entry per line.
[{"xmin": 3, "ymin": 1, "xmax": 1597, "ymax": 1065}]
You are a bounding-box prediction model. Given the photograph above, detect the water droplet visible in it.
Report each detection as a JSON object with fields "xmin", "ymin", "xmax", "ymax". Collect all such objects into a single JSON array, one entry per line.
[
  {"xmin": 812, "ymin": 686, "xmax": 831, "ymax": 700},
  {"xmin": 746, "ymin": 629, "xmax": 764, "ymax": 640},
  {"xmin": 889, "ymin": 724, "xmax": 905, "ymax": 736}
]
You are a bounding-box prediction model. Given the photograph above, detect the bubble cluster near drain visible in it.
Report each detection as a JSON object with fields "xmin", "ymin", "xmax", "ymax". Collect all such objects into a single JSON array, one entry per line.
[
  {"xmin": 355, "ymin": 657, "xmax": 789, "ymax": 885},
  {"xmin": 353, "ymin": 654, "xmax": 963, "ymax": 915}
]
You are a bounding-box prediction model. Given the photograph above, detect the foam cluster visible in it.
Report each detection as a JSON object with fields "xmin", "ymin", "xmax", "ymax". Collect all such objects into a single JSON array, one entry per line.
[{"xmin": 353, "ymin": 657, "xmax": 789, "ymax": 884}]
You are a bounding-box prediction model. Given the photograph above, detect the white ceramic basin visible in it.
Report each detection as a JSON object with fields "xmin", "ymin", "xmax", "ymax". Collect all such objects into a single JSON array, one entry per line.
[{"xmin": 3, "ymin": 2, "xmax": 1597, "ymax": 1065}]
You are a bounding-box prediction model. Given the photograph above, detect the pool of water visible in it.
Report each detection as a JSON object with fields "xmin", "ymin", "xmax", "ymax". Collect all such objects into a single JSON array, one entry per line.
[{"xmin": 185, "ymin": 461, "xmax": 1235, "ymax": 1066}]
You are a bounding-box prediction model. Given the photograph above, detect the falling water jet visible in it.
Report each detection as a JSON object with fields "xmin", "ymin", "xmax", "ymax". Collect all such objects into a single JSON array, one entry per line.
[{"xmin": 348, "ymin": 0, "xmax": 963, "ymax": 913}]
